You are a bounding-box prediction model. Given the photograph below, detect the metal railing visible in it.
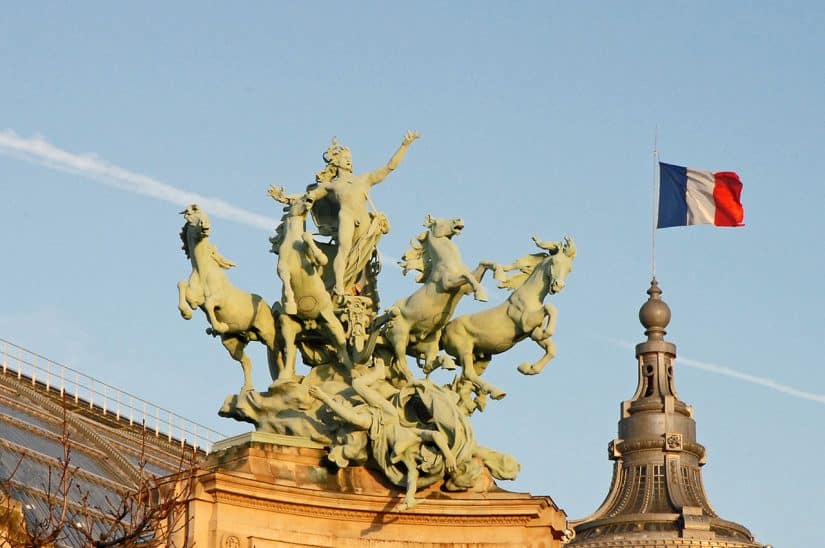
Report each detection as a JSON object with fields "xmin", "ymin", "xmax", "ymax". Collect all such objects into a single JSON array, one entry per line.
[{"xmin": 0, "ymin": 338, "xmax": 224, "ymax": 453}]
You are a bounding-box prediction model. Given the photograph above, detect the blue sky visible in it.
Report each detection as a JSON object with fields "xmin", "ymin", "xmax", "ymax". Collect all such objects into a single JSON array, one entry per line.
[{"xmin": 1, "ymin": 3, "xmax": 823, "ymax": 545}]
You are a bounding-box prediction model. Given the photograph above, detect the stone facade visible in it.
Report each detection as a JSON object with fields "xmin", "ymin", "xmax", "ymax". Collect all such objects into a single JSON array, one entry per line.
[{"xmin": 173, "ymin": 436, "xmax": 570, "ymax": 547}]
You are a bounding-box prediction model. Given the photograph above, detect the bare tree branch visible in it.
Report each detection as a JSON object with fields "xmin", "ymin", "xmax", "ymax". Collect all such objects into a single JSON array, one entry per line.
[{"xmin": 0, "ymin": 396, "xmax": 199, "ymax": 547}]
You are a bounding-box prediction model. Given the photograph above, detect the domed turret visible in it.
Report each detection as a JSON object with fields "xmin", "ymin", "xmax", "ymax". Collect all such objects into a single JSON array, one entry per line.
[{"xmin": 568, "ymin": 280, "xmax": 765, "ymax": 547}]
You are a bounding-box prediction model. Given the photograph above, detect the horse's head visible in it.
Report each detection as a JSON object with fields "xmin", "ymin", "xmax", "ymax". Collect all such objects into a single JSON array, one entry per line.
[
  {"xmin": 424, "ymin": 214, "xmax": 465, "ymax": 239},
  {"xmin": 180, "ymin": 204, "xmax": 211, "ymax": 258},
  {"xmin": 541, "ymin": 235, "xmax": 576, "ymax": 294},
  {"xmin": 399, "ymin": 215, "xmax": 465, "ymax": 281},
  {"xmin": 182, "ymin": 204, "xmax": 211, "ymax": 236},
  {"xmin": 293, "ymin": 193, "xmax": 315, "ymax": 217}
]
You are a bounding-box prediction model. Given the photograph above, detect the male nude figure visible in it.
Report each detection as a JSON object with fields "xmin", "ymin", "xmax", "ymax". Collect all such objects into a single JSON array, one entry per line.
[
  {"xmin": 308, "ymin": 358, "xmax": 455, "ymax": 510},
  {"xmin": 309, "ymin": 131, "xmax": 420, "ymax": 298}
]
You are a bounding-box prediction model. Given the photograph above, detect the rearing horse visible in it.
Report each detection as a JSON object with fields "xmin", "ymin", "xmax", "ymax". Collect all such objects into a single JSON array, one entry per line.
[
  {"xmin": 177, "ymin": 204, "xmax": 277, "ymax": 391},
  {"xmin": 440, "ymin": 236, "xmax": 576, "ymax": 400},
  {"xmin": 379, "ymin": 214, "xmax": 493, "ymax": 380},
  {"xmin": 268, "ymin": 186, "xmax": 353, "ymax": 379}
]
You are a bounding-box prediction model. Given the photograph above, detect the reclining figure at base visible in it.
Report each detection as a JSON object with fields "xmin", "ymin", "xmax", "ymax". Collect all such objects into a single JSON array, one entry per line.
[
  {"xmin": 309, "ymin": 358, "xmax": 519, "ymax": 510},
  {"xmin": 308, "ymin": 359, "xmax": 456, "ymax": 510}
]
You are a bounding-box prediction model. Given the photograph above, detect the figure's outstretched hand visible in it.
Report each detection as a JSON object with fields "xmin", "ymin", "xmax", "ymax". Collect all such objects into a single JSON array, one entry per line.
[
  {"xmin": 268, "ymin": 185, "xmax": 287, "ymax": 203},
  {"xmin": 402, "ymin": 130, "xmax": 421, "ymax": 146},
  {"xmin": 307, "ymin": 385, "xmax": 324, "ymax": 400}
]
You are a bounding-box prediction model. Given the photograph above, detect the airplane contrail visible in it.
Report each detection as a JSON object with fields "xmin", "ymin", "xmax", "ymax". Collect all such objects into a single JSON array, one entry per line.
[
  {"xmin": 0, "ymin": 130, "xmax": 279, "ymax": 230},
  {"xmin": 609, "ymin": 338, "xmax": 825, "ymax": 405},
  {"xmin": 675, "ymin": 356, "xmax": 825, "ymax": 404}
]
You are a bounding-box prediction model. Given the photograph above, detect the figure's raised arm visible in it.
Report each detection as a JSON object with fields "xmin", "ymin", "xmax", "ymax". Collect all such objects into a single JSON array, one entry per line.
[
  {"xmin": 267, "ymin": 185, "xmax": 300, "ymax": 205},
  {"xmin": 366, "ymin": 130, "xmax": 420, "ymax": 186}
]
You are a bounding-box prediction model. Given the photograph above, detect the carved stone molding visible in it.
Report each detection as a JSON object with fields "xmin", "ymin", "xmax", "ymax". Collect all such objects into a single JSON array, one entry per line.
[{"xmin": 665, "ymin": 433, "xmax": 683, "ymax": 451}]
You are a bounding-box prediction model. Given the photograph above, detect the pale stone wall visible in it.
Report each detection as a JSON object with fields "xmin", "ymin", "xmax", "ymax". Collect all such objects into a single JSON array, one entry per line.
[{"xmin": 174, "ymin": 440, "xmax": 569, "ymax": 548}]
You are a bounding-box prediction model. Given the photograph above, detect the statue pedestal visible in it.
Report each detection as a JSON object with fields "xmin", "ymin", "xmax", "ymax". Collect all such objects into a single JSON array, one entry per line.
[{"xmin": 180, "ymin": 435, "xmax": 569, "ymax": 547}]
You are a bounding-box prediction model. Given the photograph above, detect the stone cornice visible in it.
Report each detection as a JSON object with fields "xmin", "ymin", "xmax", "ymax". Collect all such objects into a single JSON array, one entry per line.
[
  {"xmin": 613, "ymin": 438, "xmax": 706, "ymax": 460},
  {"xmin": 214, "ymin": 490, "xmax": 536, "ymax": 527}
]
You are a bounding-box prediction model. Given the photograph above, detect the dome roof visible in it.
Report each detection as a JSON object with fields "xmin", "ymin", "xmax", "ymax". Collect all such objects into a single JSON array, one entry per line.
[{"xmin": 569, "ymin": 280, "xmax": 765, "ymax": 547}]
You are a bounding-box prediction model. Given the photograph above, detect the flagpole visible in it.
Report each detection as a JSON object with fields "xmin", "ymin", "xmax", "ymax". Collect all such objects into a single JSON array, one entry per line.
[{"xmin": 652, "ymin": 128, "xmax": 659, "ymax": 281}]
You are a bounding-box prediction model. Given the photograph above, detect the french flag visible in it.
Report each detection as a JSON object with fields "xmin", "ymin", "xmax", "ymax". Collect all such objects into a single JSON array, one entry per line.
[{"xmin": 657, "ymin": 162, "xmax": 744, "ymax": 228}]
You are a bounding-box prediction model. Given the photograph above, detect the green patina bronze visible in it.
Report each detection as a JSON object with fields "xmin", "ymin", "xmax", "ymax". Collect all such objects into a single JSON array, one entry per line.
[{"xmin": 177, "ymin": 132, "xmax": 575, "ymax": 509}]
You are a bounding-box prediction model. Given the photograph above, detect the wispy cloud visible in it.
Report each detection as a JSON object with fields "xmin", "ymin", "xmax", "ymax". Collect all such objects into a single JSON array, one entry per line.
[
  {"xmin": 0, "ymin": 130, "xmax": 278, "ymax": 230},
  {"xmin": 608, "ymin": 338, "xmax": 825, "ymax": 405}
]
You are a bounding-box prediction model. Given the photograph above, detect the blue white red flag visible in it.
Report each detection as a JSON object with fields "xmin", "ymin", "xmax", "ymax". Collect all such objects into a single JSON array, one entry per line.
[{"xmin": 657, "ymin": 162, "xmax": 744, "ymax": 228}]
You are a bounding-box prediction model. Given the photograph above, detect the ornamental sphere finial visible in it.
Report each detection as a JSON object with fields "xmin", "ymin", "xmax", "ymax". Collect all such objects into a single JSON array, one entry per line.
[{"xmin": 639, "ymin": 278, "xmax": 671, "ymax": 340}]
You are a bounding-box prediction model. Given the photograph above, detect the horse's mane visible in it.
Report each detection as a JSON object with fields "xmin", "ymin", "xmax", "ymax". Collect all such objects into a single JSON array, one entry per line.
[
  {"xmin": 179, "ymin": 221, "xmax": 235, "ymax": 269},
  {"xmin": 398, "ymin": 230, "xmax": 432, "ymax": 283},
  {"xmin": 269, "ymin": 214, "xmax": 290, "ymax": 255},
  {"xmin": 494, "ymin": 253, "xmax": 548, "ymax": 291},
  {"xmin": 180, "ymin": 224, "xmax": 191, "ymax": 259}
]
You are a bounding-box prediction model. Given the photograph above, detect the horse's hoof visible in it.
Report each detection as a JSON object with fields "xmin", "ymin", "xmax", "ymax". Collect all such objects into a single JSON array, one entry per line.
[
  {"xmin": 475, "ymin": 289, "xmax": 489, "ymax": 302},
  {"xmin": 240, "ymin": 385, "xmax": 255, "ymax": 393},
  {"xmin": 517, "ymin": 363, "xmax": 535, "ymax": 375},
  {"xmin": 179, "ymin": 310, "xmax": 192, "ymax": 320},
  {"xmin": 490, "ymin": 390, "xmax": 507, "ymax": 401}
]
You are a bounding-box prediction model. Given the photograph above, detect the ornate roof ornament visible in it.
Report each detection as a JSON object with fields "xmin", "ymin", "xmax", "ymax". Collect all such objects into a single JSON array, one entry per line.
[
  {"xmin": 639, "ymin": 277, "xmax": 670, "ymax": 341},
  {"xmin": 569, "ymin": 280, "xmax": 767, "ymax": 547}
]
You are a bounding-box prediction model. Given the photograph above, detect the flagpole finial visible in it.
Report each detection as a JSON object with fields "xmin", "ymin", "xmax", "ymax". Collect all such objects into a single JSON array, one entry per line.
[{"xmin": 639, "ymin": 278, "xmax": 670, "ymax": 341}]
